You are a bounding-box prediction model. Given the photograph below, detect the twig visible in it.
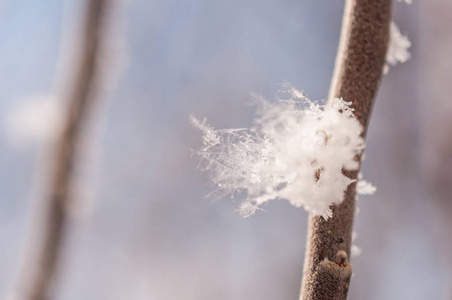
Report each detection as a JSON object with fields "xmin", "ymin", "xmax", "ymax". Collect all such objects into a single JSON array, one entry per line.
[
  {"xmin": 300, "ymin": 1, "xmax": 391, "ymax": 299},
  {"xmin": 15, "ymin": 1, "xmax": 111, "ymax": 299}
]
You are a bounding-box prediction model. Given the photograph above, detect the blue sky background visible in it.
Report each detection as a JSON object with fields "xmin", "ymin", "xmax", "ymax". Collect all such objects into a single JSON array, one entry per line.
[{"xmin": 1, "ymin": 1, "xmax": 450, "ymax": 299}]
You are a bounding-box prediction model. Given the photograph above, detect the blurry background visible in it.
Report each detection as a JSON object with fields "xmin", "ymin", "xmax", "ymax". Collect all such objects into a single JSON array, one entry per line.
[{"xmin": 0, "ymin": 0, "xmax": 450, "ymax": 299}]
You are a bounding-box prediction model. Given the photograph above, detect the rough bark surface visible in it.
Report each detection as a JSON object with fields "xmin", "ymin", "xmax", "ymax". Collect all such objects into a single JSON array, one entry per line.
[
  {"xmin": 16, "ymin": 1, "xmax": 111, "ymax": 299},
  {"xmin": 300, "ymin": 1, "xmax": 391, "ymax": 299}
]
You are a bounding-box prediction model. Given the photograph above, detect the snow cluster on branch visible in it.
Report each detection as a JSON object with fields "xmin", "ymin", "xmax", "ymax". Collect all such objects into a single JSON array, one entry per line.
[
  {"xmin": 386, "ymin": 0, "xmax": 412, "ymax": 72},
  {"xmin": 356, "ymin": 180, "xmax": 376, "ymax": 195},
  {"xmin": 192, "ymin": 87, "xmax": 370, "ymax": 218},
  {"xmin": 385, "ymin": 22, "xmax": 411, "ymax": 73}
]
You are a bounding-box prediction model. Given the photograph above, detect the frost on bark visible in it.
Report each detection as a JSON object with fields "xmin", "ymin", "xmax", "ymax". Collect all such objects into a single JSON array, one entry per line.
[{"xmin": 300, "ymin": 1, "xmax": 391, "ymax": 299}]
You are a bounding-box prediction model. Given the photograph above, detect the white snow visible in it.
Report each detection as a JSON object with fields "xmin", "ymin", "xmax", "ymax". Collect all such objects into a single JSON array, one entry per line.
[
  {"xmin": 192, "ymin": 86, "xmax": 370, "ymax": 218},
  {"xmin": 357, "ymin": 180, "xmax": 377, "ymax": 195},
  {"xmin": 351, "ymin": 232, "xmax": 362, "ymax": 257},
  {"xmin": 351, "ymin": 245, "xmax": 362, "ymax": 257},
  {"xmin": 385, "ymin": 22, "xmax": 411, "ymax": 73}
]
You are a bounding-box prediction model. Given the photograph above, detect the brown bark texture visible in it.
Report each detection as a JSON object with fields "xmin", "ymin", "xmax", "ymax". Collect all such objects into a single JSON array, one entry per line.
[
  {"xmin": 300, "ymin": 1, "xmax": 391, "ymax": 299},
  {"xmin": 16, "ymin": 0, "xmax": 111, "ymax": 299}
]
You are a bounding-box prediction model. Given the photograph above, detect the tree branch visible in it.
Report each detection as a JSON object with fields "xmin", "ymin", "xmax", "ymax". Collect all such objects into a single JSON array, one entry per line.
[
  {"xmin": 16, "ymin": 1, "xmax": 111, "ymax": 299},
  {"xmin": 300, "ymin": 1, "xmax": 391, "ymax": 299}
]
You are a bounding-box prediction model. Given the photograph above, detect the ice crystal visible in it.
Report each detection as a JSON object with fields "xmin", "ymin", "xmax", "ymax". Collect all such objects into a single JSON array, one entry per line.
[
  {"xmin": 357, "ymin": 180, "xmax": 377, "ymax": 195},
  {"xmin": 351, "ymin": 231, "xmax": 362, "ymax": 257},
  {"xmin": 192, "ymin": 87, "xmax": 368, "ymax": 218},
  {"xmin": 385, "ymin": 22, "xmax": 411, "ymax": 73}
]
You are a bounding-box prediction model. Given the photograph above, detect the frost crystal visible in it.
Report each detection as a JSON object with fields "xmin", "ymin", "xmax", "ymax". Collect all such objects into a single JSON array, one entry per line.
[
  {"xmin": 192, "ymin": 87, "xmax": 368, "ymax": 218},
  {"xmin": 357, "ymin": 180, "xmax": 376, "ymax": 195},
  {"xmin": 385, "ymin": 22, "xmax": 411, "ymax": 73},
  {"xmin": 351, "ymin": 245, "xmax": 362, "ymax": 257},
  {"xmin": 351, "ymin": 231, "xmax": 362, "ymax": 257}
]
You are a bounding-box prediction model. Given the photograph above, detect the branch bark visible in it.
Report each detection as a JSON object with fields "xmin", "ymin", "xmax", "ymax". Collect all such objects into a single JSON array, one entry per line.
[
  {"xmin": 16, "ymin": 1, "xmax": 111, "ymax": 299},
  {"xmin": 300, "ymin": 1, "xmax": 391, "ymax": 299}
]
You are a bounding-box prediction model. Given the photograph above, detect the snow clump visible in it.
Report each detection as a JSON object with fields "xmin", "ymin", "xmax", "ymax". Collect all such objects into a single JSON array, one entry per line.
[
  {"xmin": 192, "ymin": 86, "xmax": 369, "ymax": 218},
  {"xmin": 385, "ymin": 22, "xmax": 411, "ymax": 73}
]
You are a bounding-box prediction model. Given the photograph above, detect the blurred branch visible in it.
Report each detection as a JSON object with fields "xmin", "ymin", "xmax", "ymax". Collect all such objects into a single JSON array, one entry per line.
[
  {"xmin": 300, "ymin": 1, "xmax": 391, "ymax": 299},
  {"xmin": 420, "ymin": 0, "xmax": 452, "ymax": 293},
  {"xmin": 16, "ymin": 0, "xmax": 111, "ymax": 299}
]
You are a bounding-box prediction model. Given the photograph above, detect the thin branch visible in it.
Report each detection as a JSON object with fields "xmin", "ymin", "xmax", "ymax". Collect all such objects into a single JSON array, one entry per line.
[
  {"xmin": 300, "ymin": 1, "xmax": 391, "ymax": 299},
  {"xmin": 16, "ymin": 1, "xmax": 111, "ymax": 299}
]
